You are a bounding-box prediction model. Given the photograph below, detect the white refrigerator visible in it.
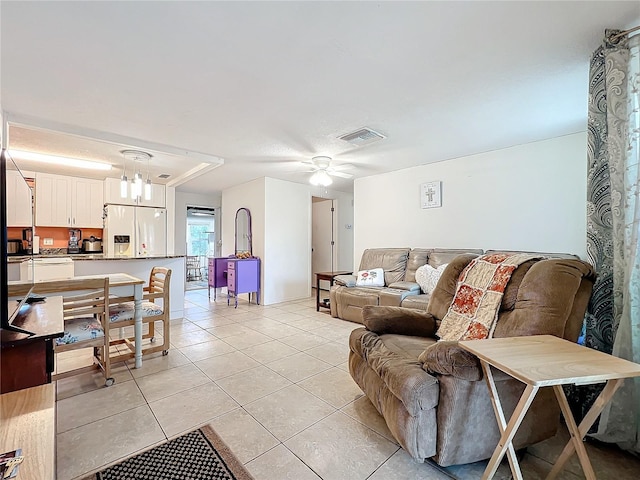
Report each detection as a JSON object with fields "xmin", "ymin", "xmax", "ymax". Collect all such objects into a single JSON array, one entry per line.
[{"xmin": 104, "ymin": 205, "xmax": 167, "ymax": 257}]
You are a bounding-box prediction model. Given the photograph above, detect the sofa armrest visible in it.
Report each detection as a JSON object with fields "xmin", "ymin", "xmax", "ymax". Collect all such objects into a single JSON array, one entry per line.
[
  {"xmin": 362, "ymin": 305, "xmax": 437, "ymax": 337},
  {"xmin": 418, "ymin": 341, "xmax": 482, "ymax": 381},
  {"xmin": 334, "ymin": 274, "xmax": 357, "ymax": 287}
]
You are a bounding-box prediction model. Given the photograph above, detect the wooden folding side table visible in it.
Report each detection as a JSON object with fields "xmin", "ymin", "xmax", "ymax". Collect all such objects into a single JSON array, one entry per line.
[{"xmin": 459, "ymin": 335, "xmax": 640, "ymax": 480}]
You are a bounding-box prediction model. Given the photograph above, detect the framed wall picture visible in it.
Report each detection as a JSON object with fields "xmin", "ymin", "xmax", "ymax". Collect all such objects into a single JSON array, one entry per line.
[{"xmin": 420, "ymin": 181, "xmax": 442, "ymax": 209}]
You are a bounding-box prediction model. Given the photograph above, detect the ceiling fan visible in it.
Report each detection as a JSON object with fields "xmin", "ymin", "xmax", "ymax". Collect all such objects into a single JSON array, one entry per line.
[{"xmin": 304, "ymin": 156, "xmax": 354, "ymax": 186}]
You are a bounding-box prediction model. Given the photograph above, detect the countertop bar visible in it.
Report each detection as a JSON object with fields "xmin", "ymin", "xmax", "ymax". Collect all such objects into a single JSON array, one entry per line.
[{"xmin": 8, "ymin": 254, "xmax": 185, "ymax": 262}]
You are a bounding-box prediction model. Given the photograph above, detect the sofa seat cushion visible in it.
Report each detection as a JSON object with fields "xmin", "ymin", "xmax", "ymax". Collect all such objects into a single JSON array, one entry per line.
[
  {"xmin": 109, "ymin": 301, "xmax": 164, "ymax": 322},
  {"xmin": 401, "ymin": 294, "xmax": 431, "ymax": 310},
  {"xmin": 350, "ymin": 328, "xmax": 439, "ymax": 415},
  {"xmin": 387, "ymin": 281, "xmax": 421, "ymax": 292},
  {"xmin": 56, "ymin": 317, "xmax": 104, "ymax": 345}
]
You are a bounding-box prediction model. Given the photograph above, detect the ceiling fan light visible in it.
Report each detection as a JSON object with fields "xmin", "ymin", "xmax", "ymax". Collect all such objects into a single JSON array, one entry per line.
[{"xmin": 310, "ymin": 170, "xmax": 332, "ymax": 187}]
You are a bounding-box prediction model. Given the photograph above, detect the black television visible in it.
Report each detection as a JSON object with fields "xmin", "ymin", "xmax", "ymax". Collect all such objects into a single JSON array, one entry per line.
[{"xmin": 1, "ymin": 148, "xmax": 35, "ymax": 335}]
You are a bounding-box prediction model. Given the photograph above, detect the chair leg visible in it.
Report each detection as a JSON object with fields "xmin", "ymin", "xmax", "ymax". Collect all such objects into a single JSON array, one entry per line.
[{"xmin": 149, "ymin": 321, "xmax": 156, "ymax": 342}]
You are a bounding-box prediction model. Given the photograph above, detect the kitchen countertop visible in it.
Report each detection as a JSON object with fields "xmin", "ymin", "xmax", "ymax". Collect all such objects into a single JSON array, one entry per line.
[{"xmin": 7, "ymin": 254, "xmax": 185, "ymax": 263}]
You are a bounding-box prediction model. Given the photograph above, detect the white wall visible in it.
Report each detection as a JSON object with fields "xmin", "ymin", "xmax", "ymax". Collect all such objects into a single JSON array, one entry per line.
[
  {"xmin": 221, "ymin": 178, "xmax": 265, "ymax": 258},
  {"xmin": 264, "ymin": 178, "xmax": 311, "ymax": 304},
  {"xmin": 221, "ymin": 178, "xmax": 355, "ymax": 305},
  {"xmin": 174, "ymin": 190, "xmax": 221, "ymax": 256},
  {"xmin": 354, "ymin": 133, "xmax": 587, "ymax": 265}
]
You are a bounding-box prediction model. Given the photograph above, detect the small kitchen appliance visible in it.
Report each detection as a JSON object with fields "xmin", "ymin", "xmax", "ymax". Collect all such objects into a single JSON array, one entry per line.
[
  {"xmin": 68, "ymin": 229, "xmax": 82, "ymax": 254},
  {"xmin": 82, "ymin": 236, "xmax": 103, "ymax": 253},
  {"xmin": 7, "ymin": 239, "xmax": 22, "ymax": 255},
  {"xmin": 22, "ymin": 228, "xmax": 33, "ymax": 254}
]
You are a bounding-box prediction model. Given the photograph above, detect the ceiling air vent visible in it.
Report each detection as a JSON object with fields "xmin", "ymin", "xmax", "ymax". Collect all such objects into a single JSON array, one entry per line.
[
  {"xmin": 157, "ymin": 173, "xmax": 171, "ymax": 179},
  {"xmin": 337, "ymin": 127, "xmax": 386, "ymax": 146}
]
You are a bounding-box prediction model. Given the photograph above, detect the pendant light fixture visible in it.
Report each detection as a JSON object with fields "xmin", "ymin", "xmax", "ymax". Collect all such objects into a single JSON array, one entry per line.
[
  {"xmin": 144, "ymin": 155, "xmax": 152, "ymax": 200},
  {"xmin": 121, "ymin": 150, "xmax": 152, "ymax": 200},
  {"xmin": 120, "ymin": 156, "xmax": 128, "ymax": 198}
]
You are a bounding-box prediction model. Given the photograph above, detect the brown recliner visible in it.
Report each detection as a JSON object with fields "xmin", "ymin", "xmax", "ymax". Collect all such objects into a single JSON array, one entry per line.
[{"xmin": 348, "ymin": 254, "xmax": 596, "ymax": 466}]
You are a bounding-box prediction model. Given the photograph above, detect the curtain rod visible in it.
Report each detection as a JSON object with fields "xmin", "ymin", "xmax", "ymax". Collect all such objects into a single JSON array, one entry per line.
[{"xmin": 609, "ymin": 25, "xmax": 640, "ymax": 42}]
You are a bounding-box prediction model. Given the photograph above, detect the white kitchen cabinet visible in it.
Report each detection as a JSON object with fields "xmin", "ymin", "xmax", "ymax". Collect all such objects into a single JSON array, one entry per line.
[
  {"xmin": 138, "ymin": 183, "xmax": 166, "ymax": 208},
  {"xmin": 104, "ymin": 177, "xmax": 165, "ymax": 208},
  {"xmin": 72, "ymin": 177, "xmax": 104, "ymax": 227},
  {"xmin": 35, "ymin": 173, "xmax": 72, "ymax": 227},
  {"xmin": 6, "ymin": 170, "xmax": 33, "ymax": 226},
  {"xmin": 35, "ymin": 173, "xmax": 104, "ymax": 228},
  {"xmin": 104, "ymin": 178, "xmax": 137, "ymax": 206}
]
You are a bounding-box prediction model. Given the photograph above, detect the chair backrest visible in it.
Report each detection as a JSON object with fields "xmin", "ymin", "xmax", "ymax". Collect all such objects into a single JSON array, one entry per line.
[
  {"xmin": 427, "ymin": 254, "xmax": 596, "ymax": 342},
  {"xmin": 62, "ymin": 278, "xmax": 110, "ymax": 322},
  {"xmin": 186, "ymin": 256, "xmax": 199, "ymax": 267},
  {"xmin": 147, "ymin": 267, "xmax": 171, "ymax": 313}
]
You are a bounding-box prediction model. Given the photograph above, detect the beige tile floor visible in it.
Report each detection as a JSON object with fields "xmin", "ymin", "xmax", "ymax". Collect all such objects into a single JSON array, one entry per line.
[{"xmin": 55, "ymin": 289, "xmax": 640, "ymax": 480}]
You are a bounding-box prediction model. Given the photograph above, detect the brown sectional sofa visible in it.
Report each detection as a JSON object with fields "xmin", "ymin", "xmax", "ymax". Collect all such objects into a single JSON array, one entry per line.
[
  {"xmin": 330, "ymin": 248, "xmax": 483, "ymax": 323},
  {"xmin": 346, "ymin": 253, "xmax": 596, "ymax": 466}
]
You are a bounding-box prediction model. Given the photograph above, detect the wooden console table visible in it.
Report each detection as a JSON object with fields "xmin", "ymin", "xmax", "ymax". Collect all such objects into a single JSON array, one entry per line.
[
  {"xmin": 1, "ymin": 296, "xmax": 64, "ymax": 394},
  {"xmin": 315, "ymin": 271, "xmax": 352, "ymax": 311},
  {"xmin": 460, "ymin": 335, "xmax": 640, "ymax": 480},
  {"xmin": 0, "ymin": 383, "xmax": 56, "ymax": 479}
]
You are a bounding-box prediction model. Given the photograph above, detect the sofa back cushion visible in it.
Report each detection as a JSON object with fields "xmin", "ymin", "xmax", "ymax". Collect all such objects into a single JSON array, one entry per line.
[
  {"xmin": 492, "ymin": 259, "xmax": 595, "ymax": 341},
  {"xmin": 404, "ymin": 249, "xmax": 433, "ymax": 282},
  {"xmin": 427, "ymin": 254, "xmax": 479, "ymax": 321},
  {"xmin": 427, "ymin": 254, "xmax": 596, "ymax": 343},
  {"xmin": 428, "ymin": 248, "xmax": 484, "ymax": 268},
  {"xmin": 359, "ymin": 248, "xmax": 410, "ymax": 286}
]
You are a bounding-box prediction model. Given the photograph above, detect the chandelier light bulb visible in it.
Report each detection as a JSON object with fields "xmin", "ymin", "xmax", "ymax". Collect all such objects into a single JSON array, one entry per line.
[
  {"xmin": 120, "ymin": 175, "xmax": 128, "ymax": 198},
  {"xmin": 144, "ymin": 179, "xmax": 152, "ymax": 200}
]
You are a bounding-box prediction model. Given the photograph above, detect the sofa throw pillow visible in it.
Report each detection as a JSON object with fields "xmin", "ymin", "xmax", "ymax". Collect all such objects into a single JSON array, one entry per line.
[
  {"xmin": 415, "ymin": 263, "xmax": 448, "ymax": 294},
  {"xmin": 355, "ymin": 268, "xmax": 385, "ymax": 287}
]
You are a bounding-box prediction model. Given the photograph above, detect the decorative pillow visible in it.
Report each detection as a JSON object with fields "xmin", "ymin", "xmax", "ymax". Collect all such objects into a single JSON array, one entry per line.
[
  {"xmin": 415, "ymin": 263, "xmax": 448, "ymax": 294},
  {"xmin": 355, "ymin": 268, "xmax": 385, "ymax": 287},
  {"xmin": 334, "ymin": 274, "xmax": 357, "ymax": 287}
]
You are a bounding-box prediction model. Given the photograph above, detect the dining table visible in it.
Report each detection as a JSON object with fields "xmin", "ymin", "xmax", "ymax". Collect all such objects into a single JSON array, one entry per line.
[{"xmin": 24, "ymin": 273, "xmax": 146, "ymax": 368}]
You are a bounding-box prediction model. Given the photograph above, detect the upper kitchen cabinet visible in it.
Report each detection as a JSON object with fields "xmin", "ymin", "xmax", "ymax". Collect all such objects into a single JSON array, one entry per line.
[
  {"xmin": 6, "ymin": 169, "xmax": 33, "ymax": 227},
  {"xmin": 104, "ymin": 177, "xmax": 166, "ymax": 208},
  {"xmin": 35, "ymin": 173, "xmax": 104, "ymax": 228},
  {"xmin": 139, "ymin": 182, "xmax": 165, "ymax": 208}
]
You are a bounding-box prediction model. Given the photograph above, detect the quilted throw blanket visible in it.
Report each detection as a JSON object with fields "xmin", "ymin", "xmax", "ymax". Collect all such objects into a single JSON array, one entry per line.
[{"xmin": 436, "ymin": 253, "xmax": 540, "ymax": 341}]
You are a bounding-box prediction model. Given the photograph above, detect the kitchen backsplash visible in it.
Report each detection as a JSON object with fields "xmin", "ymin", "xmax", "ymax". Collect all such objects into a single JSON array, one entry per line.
[{"xmin": 7, "ymin": 227, "xmax": 103, "ymax": 249}]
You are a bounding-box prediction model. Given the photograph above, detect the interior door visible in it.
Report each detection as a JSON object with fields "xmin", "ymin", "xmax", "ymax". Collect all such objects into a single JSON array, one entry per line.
[{"xmin": 312, "ymin": 198, "xmax": 334, "ymax": 291}]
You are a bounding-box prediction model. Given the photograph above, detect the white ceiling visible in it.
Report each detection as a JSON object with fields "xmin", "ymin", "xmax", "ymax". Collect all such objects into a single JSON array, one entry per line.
[{"xmin": 1, "ymin": 1, "xmax": 639, "ymax": 195}]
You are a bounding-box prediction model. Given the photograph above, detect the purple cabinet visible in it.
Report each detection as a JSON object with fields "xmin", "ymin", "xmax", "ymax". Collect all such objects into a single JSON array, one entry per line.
[
  {"xmin": 208, "ymin": 257, "xmax": 232, "ymax": 300},
  {"xmin": 227, "ymin": 258, "xmax": 260, "ymax": 308}
]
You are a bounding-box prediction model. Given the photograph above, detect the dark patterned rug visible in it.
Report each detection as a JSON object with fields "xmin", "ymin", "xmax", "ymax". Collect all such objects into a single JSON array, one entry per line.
[{"xmin": 81, "ymin": 425, "xmax": 253, "ymax": 480}]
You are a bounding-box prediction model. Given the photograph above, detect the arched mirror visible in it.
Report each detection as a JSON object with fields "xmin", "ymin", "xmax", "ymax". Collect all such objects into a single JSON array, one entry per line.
[{"xmin": 235, "ymin": 208, "xmax": 252, "ymax": 256}]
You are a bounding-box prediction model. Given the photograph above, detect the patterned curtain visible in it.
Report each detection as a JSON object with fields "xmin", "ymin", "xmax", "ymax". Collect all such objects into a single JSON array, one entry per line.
[{"xmin": 578, "ymin": 29, "xmax": 640, "ymax": 453}]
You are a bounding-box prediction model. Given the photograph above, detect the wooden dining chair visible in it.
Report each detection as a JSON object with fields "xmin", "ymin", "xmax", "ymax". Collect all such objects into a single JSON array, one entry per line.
[
  {"xmin": 108, "ymin": 267, "xmax": 172, "ymax": 363},
  {"xmin": 186, "ymin": 256, "xmax": 202, "ymax": 281},
  {"xmin": 53, "ymin": 277, "xmax": 114, "ymax": 386}
]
